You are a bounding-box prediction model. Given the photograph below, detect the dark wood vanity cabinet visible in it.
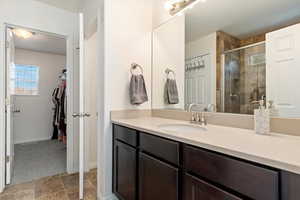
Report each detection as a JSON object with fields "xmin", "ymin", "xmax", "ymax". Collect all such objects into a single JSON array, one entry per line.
[
  {"xmin": 113, "ymin": 124, "xmax": 300, "ymax": 200},
  {"xmin": 183, "ymin": 174, "xmax": 242, "ymax": 200},
  {"xmin": 139, "ymin": 153, "xmax": 179, "ymax": 200},
  {"xmin": 183, "ymin": 145, "xmax": 279, "ymax": 200},
  {"xmin": 114, "ymin": 125, "xmax": 137, "ymax": 146},
  {"xmin": 140, "ymin": 132, "xmax": 180, "ymax": 165},
  {"xmin": 113, "ymin": 133, "xmax": 137, "ymax": 200},
  {"xmin": 281, "ymin": 171, "xmax": 300, "ymax": 200}
]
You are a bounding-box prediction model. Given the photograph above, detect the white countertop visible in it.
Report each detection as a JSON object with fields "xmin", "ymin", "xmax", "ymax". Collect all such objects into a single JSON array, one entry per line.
[{"xmin": 112, "ymin": 117, "xmax": 300, "ymax": 175}]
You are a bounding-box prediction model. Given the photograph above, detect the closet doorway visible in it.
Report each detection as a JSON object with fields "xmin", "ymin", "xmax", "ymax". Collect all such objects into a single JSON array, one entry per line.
[{"xmin": 5, "ymin": 25, "xmax": 70, "ymax": 185}]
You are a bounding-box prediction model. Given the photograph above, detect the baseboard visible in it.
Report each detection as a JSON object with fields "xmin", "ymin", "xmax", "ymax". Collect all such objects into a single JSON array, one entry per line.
[
  {"xmin": 89, "ymin": 161, "xmax": 97, "ymax": 169},
  {"xmin": 14, "ymin": 137, "xmax": 52, "ymax": 145},
  {"xmin": 98, "ymin": 193, "xmax": 118, "ymax": 200}
]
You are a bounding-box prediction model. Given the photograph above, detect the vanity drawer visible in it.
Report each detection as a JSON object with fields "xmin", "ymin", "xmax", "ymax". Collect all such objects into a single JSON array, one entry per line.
[
  {"xmin": 183, "ymin": 145, "xmax": 279, "ymax": 200},
  {"xmin": 114, "ymin": 125, "xmax": 137, "ymax": 146},
  {"xmin": 140, "ymin": 132, "xmax": 180, "ymax": 165},
  {"xmin": 183, "ymin": 174, "xmax": 242, "ymax": 200}
]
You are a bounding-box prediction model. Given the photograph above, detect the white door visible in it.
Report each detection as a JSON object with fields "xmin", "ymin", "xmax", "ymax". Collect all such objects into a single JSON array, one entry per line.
[
  {"xmin": 266, "ymin": 23, "xmax": 300, "ymax": 118},
  {"xmin": 73, "ymin": 13, "xmax": 90, "ymax": 200},
  {"xmin": 78, "ymin": 13, "xmax": 88, "ymax": 200},
  {"xmin": 5, "ymin": 28, "xmax": 15, "ymax": 185}
]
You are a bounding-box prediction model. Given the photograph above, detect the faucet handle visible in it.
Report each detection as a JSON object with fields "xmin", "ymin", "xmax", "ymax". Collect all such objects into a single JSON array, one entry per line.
[
  {"xmin": 191, "ymin": 112, "xmax": 196, "ymax": 122},
  {"xmin": 200, "ymin": 112, "xmax": 207, "ymax": 126},
  {"xmin": 196, "ymin": 113, "xmax": 201, "ymax": 122}
]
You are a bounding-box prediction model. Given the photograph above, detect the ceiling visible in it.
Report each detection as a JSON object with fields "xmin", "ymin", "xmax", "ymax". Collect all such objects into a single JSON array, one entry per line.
[
  {"xmin": 32, "ymin": 0, "xmax": 80, "ymax": 12},
  {"xmin": 13, "ymin": 30, "xmax": 66, "ymax": 55},
  {"xmin": 186, "ymin": 0, "xmax": 300, "ymax": 42}
]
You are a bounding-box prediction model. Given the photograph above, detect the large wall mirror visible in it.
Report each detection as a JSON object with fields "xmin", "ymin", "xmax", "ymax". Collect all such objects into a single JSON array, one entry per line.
[{"xmin": 152, "ymin": 0, "xmax": 300, "ymax": 118}]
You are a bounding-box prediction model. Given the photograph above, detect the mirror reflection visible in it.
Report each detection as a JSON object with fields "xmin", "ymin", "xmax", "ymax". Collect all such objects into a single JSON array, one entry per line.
[{"xmin": 152, "ymin": 0, "xmax": 300, "ymax": 117}]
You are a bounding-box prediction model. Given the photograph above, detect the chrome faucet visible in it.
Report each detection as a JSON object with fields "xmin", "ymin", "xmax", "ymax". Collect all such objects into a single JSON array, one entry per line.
[
  {"xmin": 188, "ymin": 103, "xmax": 207, "ymax": 126},
  {"xmin": 188, "ymin": 103, "xmax": 197, "ymax": 112},
  {"xmin": 207, "ymin": 104, "xmax": 216, "ymax": 112}
]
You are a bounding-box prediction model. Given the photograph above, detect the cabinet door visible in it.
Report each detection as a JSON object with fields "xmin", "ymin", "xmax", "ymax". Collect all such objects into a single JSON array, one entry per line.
[
  {"xmin": 281, "ymin": 171, "xmax": 300, "ymax": 200},
  {"xmin": 114, "ymin": 141, "xmax": 137, "ymax": 200},
  {"xmin": 139, "ymin": 153, "xmax": 179, "ymax": 200},
  {"xmin": 183, "ymin": 174, "xmax": 242, "ymax": 200}
]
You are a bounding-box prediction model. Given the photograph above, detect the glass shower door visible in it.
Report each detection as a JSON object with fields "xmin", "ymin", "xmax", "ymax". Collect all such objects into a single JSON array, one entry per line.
[{"xmin": 223, "ymin": 43, "xmax": 266, "ymax": 114}]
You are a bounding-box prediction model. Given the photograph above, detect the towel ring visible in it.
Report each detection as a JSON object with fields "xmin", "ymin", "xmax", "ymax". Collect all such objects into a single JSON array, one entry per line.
[
  {"xmin": 165, "ymin": 68, "xmax": 176, "ymax": 79},
  {"xmin": 131, "ymin": 63, "xmax": 143, "ymax": 75}
]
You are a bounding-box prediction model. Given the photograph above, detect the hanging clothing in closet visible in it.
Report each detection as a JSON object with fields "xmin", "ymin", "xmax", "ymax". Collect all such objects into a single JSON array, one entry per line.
[
  {"xmin": 52, "ymin": 88, "xmax": 59, "ymax": 140},
  {"xmin": 52, "ymin": 73, "xmax": 67, "ymax": 144}
]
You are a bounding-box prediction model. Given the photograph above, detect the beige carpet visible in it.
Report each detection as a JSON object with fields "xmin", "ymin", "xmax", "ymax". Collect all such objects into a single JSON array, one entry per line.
[{"xmin": 12, "ymin": 140, "xmax": 66, "ymax": 185}]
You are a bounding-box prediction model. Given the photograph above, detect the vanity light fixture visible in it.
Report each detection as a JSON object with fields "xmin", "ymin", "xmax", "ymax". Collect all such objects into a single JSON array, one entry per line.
[
  {"xmin": 165, "ymin": 0, "xmax": 206, "ymax": 15},
  {"xmin": 12, "ymin": 28, "xmax": 34, "ymax": 39}
]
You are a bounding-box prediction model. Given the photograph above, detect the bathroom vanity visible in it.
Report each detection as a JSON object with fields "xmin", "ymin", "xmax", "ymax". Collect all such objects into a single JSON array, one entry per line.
[
  {"xmin": 109, "ymin": 0, "xmax": 300, "ymax": 199},
  {"xmin": 112, "ymin": 118, "xmax": 300, "ymax": 200}
]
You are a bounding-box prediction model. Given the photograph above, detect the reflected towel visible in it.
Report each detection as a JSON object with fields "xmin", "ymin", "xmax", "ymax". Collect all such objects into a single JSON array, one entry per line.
[
  {"xmin": 129, "ymin": 74, "xmax": 148, "ymax": 105},
  {"xmin": 164, "ymin": 78, "xmax": 179, "ymax": 104}
]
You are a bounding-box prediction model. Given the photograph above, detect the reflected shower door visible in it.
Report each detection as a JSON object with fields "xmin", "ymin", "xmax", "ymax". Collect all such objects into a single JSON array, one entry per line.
[{"xmin": 223, "ymin": 43, "xmax": 266, "ymax": 114}]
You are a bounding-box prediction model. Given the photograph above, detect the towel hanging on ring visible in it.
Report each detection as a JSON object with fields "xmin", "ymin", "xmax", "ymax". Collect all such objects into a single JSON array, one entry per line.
[
  {"xmin": 129, "ymin": 63, "xmax": 148, "ymax": 105},
  {"xmin": 164, "ymin": 68, "xmax": 179, "ymax": 104}
]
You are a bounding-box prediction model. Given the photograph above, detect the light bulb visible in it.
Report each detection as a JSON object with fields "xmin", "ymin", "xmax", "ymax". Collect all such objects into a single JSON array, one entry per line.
[
  {"xmin": 13, "ymin": 29, "xmax": 33, "ymax": 39},
  {"xmin": 164, "ymin": 2, "xmax": 174, "ymax": 11}
]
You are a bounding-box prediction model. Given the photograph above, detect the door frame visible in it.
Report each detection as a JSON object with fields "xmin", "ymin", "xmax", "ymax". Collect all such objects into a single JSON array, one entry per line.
[{"xmin": 0, "ymin": 22, "xmax": 77, "ymax": 191}]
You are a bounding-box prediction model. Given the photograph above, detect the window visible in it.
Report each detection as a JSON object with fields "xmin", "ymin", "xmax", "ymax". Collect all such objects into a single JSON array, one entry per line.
[
  {"xmin": 249, "ymin": 53, "xmax": 266, "ymax": 66},
  {"xmin": 10, "ymin": 64, "xmax": 39, "ymax": 95}
]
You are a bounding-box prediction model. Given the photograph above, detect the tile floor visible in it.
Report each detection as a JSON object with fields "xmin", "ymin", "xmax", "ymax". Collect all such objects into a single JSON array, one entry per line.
[{"xmin": 0, "ymin": 169, "xmax": 97, "ymax": 200}]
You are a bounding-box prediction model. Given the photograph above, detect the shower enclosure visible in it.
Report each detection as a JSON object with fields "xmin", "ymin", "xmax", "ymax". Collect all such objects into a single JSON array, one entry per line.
[{"xmin": 222, "ymin": 42, "xmax": 266, "ymax": 114}]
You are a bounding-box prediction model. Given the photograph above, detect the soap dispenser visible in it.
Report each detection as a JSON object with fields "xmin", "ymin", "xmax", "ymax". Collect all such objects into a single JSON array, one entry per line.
[
  {"xmin": 254, "ymin": 100, "xmax": 270, "ymax": 135},
  {"xmin": 268, "ymin": 100, "xmax": 279, "ymax": 117}
]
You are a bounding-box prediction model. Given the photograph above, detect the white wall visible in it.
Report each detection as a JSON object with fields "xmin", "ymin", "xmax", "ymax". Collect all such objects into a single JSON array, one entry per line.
[
  {"xmin": 13, "ymin": 49, "xmax": 66, "ymax": 144},
  {"xmin": 84, "ymin": 32, "xmax": 97, "ymax": 169},
  {"xmin": 97, "ymin": 0, "xmax": 153, "ymax": 199},
  {"xmin": 152, "ymin": 0, "xmax": 174, "ymax": 28},
  {"xmin": 105, "ymin": 1, "xmax": 152, "ymax": 111},
  {"xmin": 185, "ymin": 33, "xmax": 217, "ymax": 105},
  {"xmin": 80, "ymin": 0, "xmax": 99, "ymax": 37},
  {"xmin": 186, "ymin": 33, "xmax": 217, "ymax": 59},
  {"xmin": 0, "ymin": 0, "xmax": 79, "ymax": 190},
  {"xmin": 152, "ymin": 15, "xmax": 185, "ymax": 110}
]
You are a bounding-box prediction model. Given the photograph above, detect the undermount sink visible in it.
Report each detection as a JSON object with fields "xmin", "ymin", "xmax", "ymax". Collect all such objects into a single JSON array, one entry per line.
[{"xmin": 158, "ymin": 123, "xmax": 207, "ymax": 133}]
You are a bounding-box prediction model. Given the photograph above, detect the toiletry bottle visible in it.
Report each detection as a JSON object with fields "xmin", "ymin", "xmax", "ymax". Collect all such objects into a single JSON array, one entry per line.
[
  {"xmin": 254, "ymin": 100, "xmax": 270, "ymax": 135},
  {"xmin": 268, "ymin": 100, "xmax": 279, "ymax": 117}
]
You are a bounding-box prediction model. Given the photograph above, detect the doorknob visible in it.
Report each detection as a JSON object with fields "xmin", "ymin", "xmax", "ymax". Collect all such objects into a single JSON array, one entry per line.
[
  {"xmin": 72, "ymin": 113, "xmax": 91, "ymax": 118},
  {"xmin": 83, "ymin": 113, "xmax": 91, "ymax": 117},
  {"xmin": 72, "ymin": 113, "xmax": 81, "ymax": 118}
]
